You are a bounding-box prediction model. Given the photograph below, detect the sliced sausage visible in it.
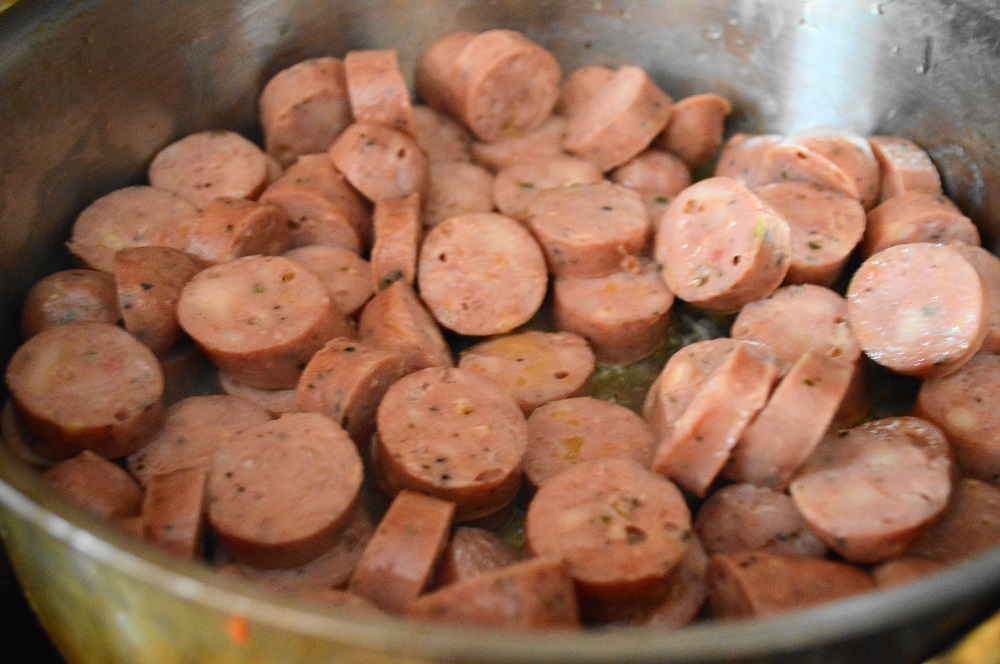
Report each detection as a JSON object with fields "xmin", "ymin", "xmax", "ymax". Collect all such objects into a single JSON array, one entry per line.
[
  {"xmin": 348, "ymin": 489, "xmax": 455, "ymax": 612},
  {"xmin": 369, "ymin": 193, "xmax": 421, "ymax": 290},
  {"xmin": 1, "ymin": 400, "xmax": 57, "ymax": 468},
  {"xmin": 435, "ymin": 526, "xmax": 520, "ymax": 587},
  {"xmin": 724, "ymin": 348, "xmax": 855, "ymax": 490},
  {"xmin": 714, "ymin": 133, "xmax": 782, "ymax": 189},
  {"xmin": 781, "ymin": 126, "xmax": 881, "ymax": 210},
  {"xmin": 158, "ymin": 339, "xmax": 216, "ymax": 407},
  {"xmin": 406, "ymin": 556, "xmax": 580, "ymax": 630},
  {"xmin": 563, "ymin": 66, "xmax": 673, "ymax": 172},
  {"xmin": 752, "ymin": 182, "xmax": 866, "ymax": 287},
  {"xmin": 693, "ymin": 483, "xmax": 826, "ymax": 559},
  {"xmin": 525, "ymin": 181, "xmax": 650, "ymax": 279},
  {"xmin": 21, "ymin": 269, "xmax": 120, "ymax": 339},
  {"xmin": 789, "ymin": 417, "xmax": 952, "ymax": 564},
  {"xmin": 552, "ymin": 260, "xmax": 675, "ymax": 366},
  {"xmin": 861, "ymin": 190, "xmax": 979, "ymax": 258},
  {"xmin": 295, "ymin": 336, "xmax": 411, "ymax": 447},
  {"xmin": 422, "ymin": 161, "xmax": 494, "ymax": 228},
  {"xmin": 218, "ymin": 372, "xmax": 298, "ymax": 417},
  {"xmin": 555, "ymin": 65, "xmax": 614, "ymax": 119},
  {"xmin": 913, "ymin": 352, "xmax": 1000, "ymax": 481},
  {"xmin": 869, "ymin": 135, "xmax": 943, "ymax": 202},
  {"xmin": 67, "ymin": 185, "xmax": 198, "ymax": 273},
  {"xmin": 949, "ymin": 242, "xmax": 1000, "ymax": 353},
  {"xmin": 655, "ymin": 93, "xmax": 732, "ymax": 169},
  {"xmin": 283, "ymin": 244, "xmax": 374, "ymax": 317},
  {"xmin": 908, "ymin": 478, "xmax": 1000, "ymax": 564},
  {"xmin": 375, "ymin": 367, "xmax": 528, "ymax": 521},
  {"xmin": 344, "ymin": 49, "xmax": 415, "ymax": 135},
  {"xmin": 524, "ymin": 397, "xmax": 655, "ymax": 489},
  {"xmin": 525, "ymin": 458, "xmax": 691, "ymax": 618},
  {"xmin": 762, "ymin": 143, "xmax": 859, "ymax": 202},
  {"xmin": 846, "ymin": 242, "xmax": 987, "ymax": 378},
  {"xmin": 148, "ymin": 130, "xmax": 270, "ymax": 209},
  {"xmin": 258, "ymin": 57, "xmax": 352, "ymax": 167},
  {"xmin": 655, "ymin": 177, "xmax": 791, "ymax": 313},
  {"xmin": 184, "ymin": 197, "xmax": 291, "ymax": 264},
  {"xmin": 208, "ymin": 412, "xmax": 364, "ymax": 568},
  {"xmin": 609, "ymin": 148, "xmax": 693, "ymax": 222},
  {"xmin": 458, "ymin": 331, "xmax": 594, "ymax": 415},
  {"xmin": 707, "ymin": 552, "xmax": 874, "ymax": 619},
  {"xmin": 6, "ymin": 321, "xmax": 164, "ymax": 460},
  {"xmin": 414, "ymin": 31, "xmax": 477, "ymax": 115},
  {"xmin": 451, "ymin": 30, "xmax": 561, "ymax": 142},
  {"xmin": 126, "ymin": 394, "xmax": 271, "ymax": 487},
  {"xmin": 470, "ymin": 115, "xmax": 567, "ymax": 173},
  {"xmin": 40, "ymin": 450, "xmax": 142, "ymax": 520},
  {"xmin": 177, "ymin": 255, "xmax": 353, "ymax": 389},
  {"xmin": 260, "ymin": 153, "xmax": 370, "ymax": 253},
  {"xmin": 328, "ymin": 122, "xmax": 429, "ymax": 202},
  {"xmin": 418, "ymin": 213, "xmax": 547, "ymax": 336},
  {"xmin": 142, "ymin": 465, "xmax": 208, "ymax": 559},
  {"xmin": 412, "ymin": 105, "xmax": 473, "ymax": 163},
  {"xmin": 493, "ymin": 155, "xmax": 602, "ymax": 221},
  {"xmin": 357, "ymin": 280, "xmax": 453, "ymax": 371},
  {"xmin": 114, "ymin": 246, "xmax": 203, "ymax": 356},
  {"xmin": 872, "ymin": 556, "xmax": 945, "ymax": 589},
  {"xmin": 651, "ymin": 342, "xmax": 778, "ymax": 497}
]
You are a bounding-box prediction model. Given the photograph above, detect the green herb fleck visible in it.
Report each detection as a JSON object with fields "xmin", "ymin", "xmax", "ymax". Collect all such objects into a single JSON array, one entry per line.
[
  {"xmin": 516, "ymin": 181, "xmax": 535, "ymax": 190},
  {"xmin": 655, "ymin": 196, "xmax": 671, "ymax": 204},
  {"xmin": 807, "ymin": 241, "xmax": 822, "ymax": 250},
  {"xmin": 804, "ymin": 378, "xmax": 815, "ymax": 387},
  {"xmin": 780, "ymin": 170, "xmax": 789, "ymax": 180},
  {"xmin": 378, "ymin": 270, "xmax": 404, "ymax": 290},
  {"xmin": 752, "ymin": 217, "xmax": 768, "ymax": 240},
  {"xmin": 140, "ymin": 282, "xmax": 154, "ymax": 291},
  {"xmin": 251, "ymin": 284, "xmax": 265, "ymax": 294}
]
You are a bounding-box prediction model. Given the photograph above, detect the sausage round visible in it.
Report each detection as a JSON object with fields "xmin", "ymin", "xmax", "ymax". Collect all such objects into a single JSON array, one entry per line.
[
  {"xmin": 357, "ymin": 280, "xmax": 453, "ymax": 371},
  {"xmin": 555, "ymin": 65, "xmax": 614, "ymax": 119},
  {"xmin": 40, "ymin": 450, "xmax": 143, "ymax": 520},
  {"xmin": 369, "ymin": 193, "xmax": 421, "ymax": 290},
  {"xmin": 283, "ymin": 244, "xmax": 375, "ymax": 318},
  {"xmin": 860, "ymin": 190, "xmax": 979, "ymax": 259},
  {"xmin": 184, "ymin": 197, "xmax": 291, "ymax": 265},
  {"xmin": 610, "ymin": 148, "xmax": 692, "ymax": 222},
  {"xmin": 21, "ymin": 269, "xmax": 120, "ymax": 339},
  {"xmin": 344, "ymin": 49, "xmax": 416, "ymax": 135},
  {"xmin": 217, "ymin": 372, "xmax": 299, "ymax": 418},
  {"xmin": 868, "ymin": 135, "xmax": 943, "ymax": 202},
  {"xmin": 328, "ymin": 122, "xmax": 429, "ymax": 202},
  {"xmin": 713, "ymin": 133, "xmax": 782, "ymax": 189},
  {"xmin": 470, "ymin": 116, "xmax": 568, "ymax": 173},
  {"xmin": 422, "ymin": 161, "xmax": 495, "ymax": 228},
  {"xmin": 142, "ymin": 465, "xmax": 208, "ymax": 560},
  {"xmin": 493, "ymin": 155, "xmax": 602, "ymax": 221},
  {"xmin": 908, "ymin": 478, "xmax": 1000, "ymax": 564},
  {"xmin": 655, "ymin": 93, "xmax": 732, "ymax": 169},
  {"xmin": 782, "ymin": 127, "xmax": 881, "ymax": 210},
  {"xmin": 949, "ymin": 242, "xmax": 1000, "ymax": 353},
  {"xmin": 434, "ymin": 526, "xmax": 521, "ymax": 587},
  {"xmin": 412, "ymin": 105, "xmax": 473, "ymax": 163}
]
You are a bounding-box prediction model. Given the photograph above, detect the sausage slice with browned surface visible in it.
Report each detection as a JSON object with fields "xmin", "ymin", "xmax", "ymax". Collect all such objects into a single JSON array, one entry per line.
[
  {"xmin": 555, "ymin": 65, "xmax": 614, "ymax": 119},
  {"xmin": 655, "ymin": 177, "xmax": 790, "ymax": 313},
  {"xmin": 208, "ymin": 412, "xmax": 364, "ymax": 568},
  {"xmin": 283, "ymin": 244, "xmax": 374, "ymax": 318},
  {"xmin": 40, "ymin": 450, "xmax": 143, "ymax": 521},
  {"xmin": 369, "ymin": 193, "xmax": 421, "ymax": 290},
  {"xmin": 418, "ymin": 213, "xmax": 547, "ymax": 336},
  {"xmin": 846, "ymin": 242, "xmax": 987, "ymax": 378},
  {"xmin": 525, "ymin": 458, "xmax": 691, "ymax": 620},
  {"xmin": 655, "ymin": 93, "xmax": 732, "ymax": 169},
  {"xmin": 869, "ymin": 135, "xmax": 943, "ymax": 202},
  {"xmin": 375, "ymin": 368, "xmax": 527, "ymax": 521},
  {"xmin": 406, "ymin": 556, "xmax": 580, "ymax": 630},
  {"xmin": 6, "ymin": 321, "xmax": 164, "ymax": 460},
  {"xmin": 328, "ymin": 122, "xmax": 428, "ymax": 202},
  {"xmin": 414, "ymin": 31, "xmax": 476, "ymax": 115},
  {"xmin": 142, "ymin": 465, "xmax": 208, "ymax": 559},
  {"xmin": 860, "ymin": 190, "xmax": 979, "ymax": 258},
  {"xmin": 434, "ymin": 526, "xmax": 520, "ymax": 587},
  {"xmin": 357, "ymin": 280, "xmax": 453, "ymax": 371},
  {"xmin": 789, "ymin": 417, "xmax": 952, "ymax": 564},
  {"xmin": 344, "ymin": 49, "xmax": 416, "ymax": 135},
  {"xmin": 177, "ymin": 255, "xmax": 353, "ymax": 389},
  {"xmin": 21, "ymin": 269, "xmax": 120, "ymax": 339},
  {"xmin": 908, "ymin": 478, "xmax": 1000, "ymax": 564},
  {"xmin": 184, "ymin": 197, "xmax": 291, "ymax": 265},
  {"xmin": 348, "ymin": 489, "xmax": 455, "ymax": 612},
  {"xmin": 458, "ymin": 331, "xmax": 595, "ymax": 415}
]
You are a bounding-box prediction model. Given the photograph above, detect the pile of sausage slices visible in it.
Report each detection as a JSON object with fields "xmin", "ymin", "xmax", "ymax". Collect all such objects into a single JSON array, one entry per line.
[{"xmin": 5, "ymin": 29, "xmax": 1000, "ymax": 629}]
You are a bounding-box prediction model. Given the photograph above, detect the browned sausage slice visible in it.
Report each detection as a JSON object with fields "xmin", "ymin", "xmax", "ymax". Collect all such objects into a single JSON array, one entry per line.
[
  {"xmin": 217, "ymin": 372, "xmax": 298, "ymax": 417},
  {"xmin": 470, "ymin": 115, "xmax": 567, "ymax": 173},
  {"xmin": 847, "ymin": 242, "xmax": 987, "ymax": 378},
  {"xmin": 493, "ymin": 155, "xmax": 602, "ymax": 221},
  {"xmin": 525, "ymin": 181, "xmax": 650, "ymax": 279},
  {"xmin": 422, "ymin": 161, "xmax": 494, "ymax": 228},
  {"xmin": 789, "ymin": 417, "xmax": 952, "ymax": 564},
  {"xmin": 869, "ymin": 135, "xmax": 943, "ymax": 202},
  {"xmin": 406, "ymin": 556, "xmax": 580, "ymax": 630},
  {"xmin": 357, "ymin": 280, "xmax": 453, "ymax": 371},
  {"xmin": 344, "ymin": 49, "xmax": 416, "ymax": 135},
  {"xmin": 652, "ymin": 342, "xmax": 778, "ymax": 497},
  {"xmin": 142, "ymin": 465, "xmax": 208, "ymax": 559},
  {"xmin": 871, "ymin": 556, "xmax": 945, "ymax": 589},
  {"xmin": 67, "ymin": 186, "xmax": 198, "ymax": 273},
  {"xmin": 555, "ymin": 65, "xmax": 614, "ymax": 119},
  {"xmin": 114, "ymin": 246, "xmax": 203, "ymax": 356},
  {"xmin": 563, "ymin": 66, "xmax": 672, "ymax": 172},
  {"xmin": 752, "ymin": 182, "xmax": 866, "ymax": 287},
  {"xmin": 414, "ymin": 32, "xmax": 476, "ymax": 115},
  {"xmin": 348, "ymin": 489, "xmax": 455, "ymax": 612},
  {"xmin": 861, "ymin": 190, "xmax": 979, "ymax": 258},
  {"xmin": 610, "ymin": 148, "xmax": 692, "ymax": 222},
  {"xmin": 707, "ymin": 552, "xmax": 874, "ymax": 619},
  {"xmin": 655, "ymin": 93, "xmax": 732, "ymax": 169},
  {"xmin": 21, "ymin": 269, "xmax": 120, "ymax": 339},
  {"xmin": 525, "ymin": 458, "xmax": 691, "ymax": 618},
  {"xmin": 949, "ymin": 243, "xmax": 1000, "ymax": 353},
  {"xmin": 412, "ymin": 105, "xmax": 473, "ymax": 163},
  {"xmin": 208, "ymin": 412, "xmax": 364, "ymax": 568},
  {"xmin": 914, "ymin": 352, "xmax": 1000, "ymax": 481},
  {"xmin": 458, "ymin": 331, "xmax": 595, "ymax": 415},
  {"xmin": 908, "ymin": 478, "xmax": 1000, "ymax": 564},
  {"xmin": 328, "ymin": 122, "xmax": 429, "ymax": 202},
  {"xmin": 40, "ymin": 450, "xmax": 142, "ymax": 520},
  {"xmin": 552, "ymin": 260, "xmax": 675, "ymax": 366},
  {"xmin": 693, "ymin": 483, "xmax": 826, "ymax": 559},
  {"xmin": 177, "ymin": 255, "xmax": 353, "ymax": 389},
  {"xmin": 418, "ymin": 213, "xmax": 547, "ymax": 335},
  {"xmin": 283, "ymin": 244, "xmax": 374, "ymax": 317},
  {"xmin": 184, "ymin": 198, "xmax": 291, "ymax": 264},
  {"xmin": 524, "ymin": 397, "xmax": 655, "ymax": 489},
  {"xmin": 369, "ymin": 194, "xmax": 421, "ymax": 292},
  {"xmin": 724, "ymin": 349, "xmax": 855, "ymax": 490},
  {"xmin": 6, "ymin": 322, "xmax": 164, "ymax": 460},
  {"xmin": 655, "ymin": 177, "xmax": 790, "ymax": 313},
  {"xmin": 126, "ymin": 394, "xmax": 271, "ymax": 487},
  {"xmin": 295, "ymin": 337, "xmax": 411, "ymax": 447},
  {"xmin": 375, "ymin": 367, "xmax": 528, "ymax": 521},
  {"xmin": 148, "ymin": 130, "xmax": 270, "ymax": 209},
  {"xmin": 434, "ymin": 526, "xmax": 520, "ymax": 587},
  {"xmin": 714, "ymin": 133, "xmax": 782, "ymax": 189},
  {"xmin": 258, "ymin": 57, "xmax": 352, "ymax": 167}
]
